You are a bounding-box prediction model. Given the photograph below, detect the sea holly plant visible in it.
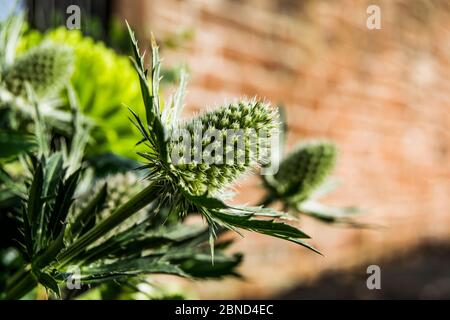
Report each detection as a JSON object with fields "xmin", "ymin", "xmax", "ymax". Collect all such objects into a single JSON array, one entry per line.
[
  {"xmin": 0, "ymin": 13, "xmax": 76, "ymax": 136},
  {"xmin": 2, "ymin": 43, "xmax": 73, "ymax": 100},
  {"xmin": 0, "ymin": 85, "xmax": 242, "ymax": 300},
  {"xmin": 261, "ymin": 141, "xmax": 362, "ymax": 225},
  {"xmin": 124, "ymin": 24, "xmax": 315, "ymax": 250},
  {"xmin": 0, "ymin": 24, "xmax": 318, "ymax": 300}
]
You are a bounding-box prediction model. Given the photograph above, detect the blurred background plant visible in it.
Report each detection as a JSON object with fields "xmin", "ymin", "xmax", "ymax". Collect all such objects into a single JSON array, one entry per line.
[
  {"xmin": 18, "ymin": 28, "xmax": 143, "ymax": 157},
  {"xmin": 261, "ymin": 139, "xmax": 363, "ymax": 226},
  {"xmin": 16, "ymin": 26, "xmax": 188, "ymax": 159}
]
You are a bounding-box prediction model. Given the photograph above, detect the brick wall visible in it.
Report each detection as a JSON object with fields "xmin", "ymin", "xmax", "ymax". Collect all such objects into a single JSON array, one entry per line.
[{"xmin": 114, "ymin": 0, "xmax": 450, "ymax": 298}]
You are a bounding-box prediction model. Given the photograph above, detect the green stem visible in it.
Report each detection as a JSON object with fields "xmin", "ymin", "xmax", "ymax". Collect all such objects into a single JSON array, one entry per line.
[
  {"xmin": 56, "ymin": 183, "xmax": 160, "ymax": 267},
  {"xmin": 5, "ymin": 266, "xmax": 28, "ymax": 291},
  {"xmin": 3, "ymin": 272, "xmax": 36, "ymax": 300}
]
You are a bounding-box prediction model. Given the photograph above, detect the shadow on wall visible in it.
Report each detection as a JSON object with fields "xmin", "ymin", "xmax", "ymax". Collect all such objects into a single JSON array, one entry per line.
[{"xmin": 274, "ymin": 241, "xmax": 450, "ymax": 300}]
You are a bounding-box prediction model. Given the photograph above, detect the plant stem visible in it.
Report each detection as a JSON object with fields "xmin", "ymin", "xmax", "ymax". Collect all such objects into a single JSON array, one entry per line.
[
  {"xmin": 56, "ymin": 183, "xmax": 160, "ymax": 267},
  {"xmin": 5, "ymin": 266, "xmax": 28, "ymax": 291},
  {"xmin": 3, "ymin": 272, "xmax": 36, "ymax": 300}
]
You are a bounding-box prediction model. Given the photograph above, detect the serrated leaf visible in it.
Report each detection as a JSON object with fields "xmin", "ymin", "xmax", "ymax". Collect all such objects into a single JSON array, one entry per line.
[
  {"xmin": 37, "ymin": 272, "xmax": 60, "ymax": 297},
  {"xmin": 27, "ymin": 161, "xmax": 44, "ymax": 233},
  {"xmin": 42, "ymin": 153, "xmax": 64, "ymax": 197},
  {"xmin": 80, "ymin": 258, "xmax": 188, "ymax": 283},
  {"xmin": 126, "ymin": 21, "xmax": 153, "ymax": 123},
  {"xmin": 126, "ymin": 23, "xmax": 168, "ymax": 163},
  {"xmin": 212, "ymin": 210, "xmax": 310, "ymax": 239},
  {"xmin": 81, "ymin": 222, "xmax": 207, "ymax": 264},
  {"xmin": 21, "ymin": 206, "xmax": 33, "ymax": 259},
  {"xmin": 178, "ymin": 253, "xmax": 243, "ymax": 279},
  {"xmin": 187, "ymin": 193, "xmax": 229, "ymax": 210},
  {"xmin": 33, "ymin": 225, "xmax": 66, "ymax": 270},
  {"xmin": 209, "ymin": 209, "xmax": 320, "ymax": 254},
  {"xmin": 232, "ymin": 205, "xmax": 291, "ymax": 219},
  {"xmin": 49, "ymin": 169, "xmax": 81, "ymax": 238}
]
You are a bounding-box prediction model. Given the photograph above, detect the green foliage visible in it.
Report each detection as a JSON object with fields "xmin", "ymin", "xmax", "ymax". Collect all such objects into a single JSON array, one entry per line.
[
  {"xmin": 2, "ymin": 43, "xmax": 73, "ymax": 99},
  {"xmin": 5, "ymin": 153, "xmax": 243, "ymax": 298}
]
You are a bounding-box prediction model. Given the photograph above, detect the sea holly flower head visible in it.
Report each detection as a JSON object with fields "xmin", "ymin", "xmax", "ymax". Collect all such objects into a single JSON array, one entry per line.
[
  {"xmin": 126, "ymin": 23, "xmax": 315, "ymax": 253},
  {"xmin": 2, "ymin": 43, "xmax": 74, "ymax": 99},
  {"xmin": 168, "ymin": 99, "xmax": 279, "ymax": 196},
  {"xmin": 265, "ymin": 141, "xmax": 337, "ymax": 204}
]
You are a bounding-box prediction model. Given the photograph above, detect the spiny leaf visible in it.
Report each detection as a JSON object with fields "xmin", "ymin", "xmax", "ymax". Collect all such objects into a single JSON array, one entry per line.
[
  {"xmin": 212, "ymin": 210, "xmax": 309, "ymax": 239},
  {"xmin": 150, "ymin": 33, "xmax": 161, "ymax": 119},
  {"xmin": 209, "ymin": 209, "xmax": 320, "ymax": 254},
  {"xmin": 79, "ymin": 258, "xmax": 188, "ymax": 283},
  {"xmin": 33, "ymin": 225, "xmax": 66, "ymax": 270},
  {"xmin": 28, "ymin": 85, "xmax": 50, "ymax": 158},
  {"xmin": 36, "ymin": 272, "xmax": 60, "ymax": 297},
  {"xmin": 42, "ymin": 153, "xmax": 64, "ymax": 198},
  {"xmin": 126, "ymin": 21, "xmax": 151, "ymax": 117},
  {"xmin": 49, "ymin": 169, "xmax": 81, "ymax": 238},
  {"xmin": 27, "ymin": 161, "xmax": 44, "ymax": 235},
  {"xmin": 81, "ymin": 222, "xmax": 207, "ymax": 264},
  {"xmin": 177, "ymin": 253, "xmax": 243, "ymax": 279},
  {"xmin": 126, "ymin": 23, "xmax": 167, "ymax": 162},
  {"xmin": 186, "ymin": 193, "xmax": 229, "ymax": 210},
  {"xmin": 20, "ymin": 206, "xmax": 33, "ymax": 259}
]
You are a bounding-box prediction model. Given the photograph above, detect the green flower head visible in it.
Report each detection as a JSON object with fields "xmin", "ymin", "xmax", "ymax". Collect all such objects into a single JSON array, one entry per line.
[
  {"xmin": 2, "ymin": 43, "xmax": 74, "ymax": 99},
  {"xmin": 169, "ymin": 99, "xmax": 279, "ymax": 196},
  {"xmin": 267, "ymin": 141, "xmax": 337, "ymax": 203}
]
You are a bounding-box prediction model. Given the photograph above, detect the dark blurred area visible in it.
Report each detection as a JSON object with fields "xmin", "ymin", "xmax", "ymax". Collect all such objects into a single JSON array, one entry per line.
[
  {"xmin": 275, "ymin": 242, "xmax": 450, "ymax": 300},
  {"xmin": 25, "ymin": 0, "xmax": 111, "ymax": 40}
]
